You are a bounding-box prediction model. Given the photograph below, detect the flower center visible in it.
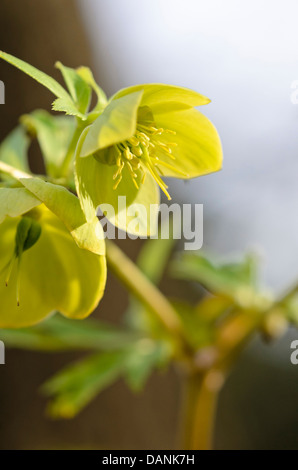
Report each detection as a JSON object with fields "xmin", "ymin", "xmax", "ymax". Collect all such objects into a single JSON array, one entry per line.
[
  {"xmin": 111, "ymin": 124, "xmax": 182, "ymax": 200},
  {"xmin": 0, "ymin": 216, "xmax": 42, "ymax": 306}
]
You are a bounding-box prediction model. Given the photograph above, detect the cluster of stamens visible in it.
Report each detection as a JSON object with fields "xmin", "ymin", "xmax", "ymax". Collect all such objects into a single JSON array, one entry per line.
[{"xmin": 111, "ymin": 124, "xmax": 185, "ymax": 200}]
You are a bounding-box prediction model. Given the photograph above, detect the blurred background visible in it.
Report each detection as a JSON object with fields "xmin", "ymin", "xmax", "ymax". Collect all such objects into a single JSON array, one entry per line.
[{"xmin": 0, "ymin": 0, "xmax": 298, "ymax": 450}]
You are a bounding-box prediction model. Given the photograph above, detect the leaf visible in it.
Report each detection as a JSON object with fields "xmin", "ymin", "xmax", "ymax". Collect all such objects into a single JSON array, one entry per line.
[
  {"xmin": 42, "ymin": 351, "xmax": 126, "ymax": 418},
  {"xmin": 21, "ymin": 111, "xmax": 75, "ymax": 177},
  {"xmin": 0, "ymin": 126, "xmax": 30, "ymax": 174},
  {"xmin": 0, "ymin": 51, "xmax": 70, "ymax": 100},
  {"xmin": 76, "ymin": 66, "xmax": 107, "ymax": 110},
  {"xmin": 124, "ymin": 340, "xmax": 171, "ymax": 392},
  {"xmin": 172, "ymin": 300, "xmax": 214, "ymax": 349},
  {"xmin": 51, "ymin": 97, "xmax": 86, "ymax": 120},
  {"xmin": 0, "ymin": 51, "xmax": 86, "ymax": 120},
  {"xmin": 56, "ymin": 62, "xmax": 92, "ymax": 114},
  {"xmin": 0, "ymin": 314, "xmax": 138, "ymax": 352},
  {"xmin": 171, "ymin": 253, "xmax": 259, "ymax": 307}
]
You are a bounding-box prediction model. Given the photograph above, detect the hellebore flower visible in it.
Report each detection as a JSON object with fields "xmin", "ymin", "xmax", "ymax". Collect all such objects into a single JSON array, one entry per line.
[
  {"xmin": 0, "ymin": 181, "xmax": 106, "ymax": 328},
  {"xmin": 75, "ymin": 84, "xmax": 222, "ymax": 235}
]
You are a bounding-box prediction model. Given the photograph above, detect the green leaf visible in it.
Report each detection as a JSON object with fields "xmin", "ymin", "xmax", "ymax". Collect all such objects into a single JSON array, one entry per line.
[
  {"xmin": 171, "ymin": 253, "xmax": 259, "ymax": 308},
  {"xmin": 51, "ymin": 97, "xmax": 86, "ymax": 120},
  {"xmin": 0, "ymin": 314, "xmax": 138, "ymax": 352},
  {"xmin": 0, "ymin": 126, "xmax": 30, "ymax": 173},
  {"xmin": 0, "ymin": 51, "xmax": 86, "ymax": 120},
  {"xmin": 172, "ymin": 300, "xmax": 214, "ymax": 349},
  {"xmin": 124, "ymin": 340, "xmax": 170, "ymax": 392},
  {"xmin": 42, "ymin": 351, "xmax": 126, "ymax": 418},
  {"xmin": 56, "ymin": 62, "xmax": 92, "ymax": 114},
  {"xmin": 19, "ymin": 177, "xmax": 105, "ymax": 255},
  {"xmin": 0, "ymin": 51, "xmax": 70, "ymax": 100},
  {"xmin": 21, "ymin": 111, "xmax": 75, "ymax": 177},
  {"xmin": 76, "ymin": 66, "xmax": 107, "ymax": 111}
]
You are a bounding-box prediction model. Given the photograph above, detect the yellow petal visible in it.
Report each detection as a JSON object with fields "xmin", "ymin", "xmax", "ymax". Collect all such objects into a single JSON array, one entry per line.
[
  {"xmin": 112, "ymin": 84, "xmax": 210, "ymax": 115},
  {"xmin": 0, "ymin": 209, "xmax": 106, "ymax": 328},
  {"xmin": 153, "ymin": 108, "xmax": 222, "ymax": 178}
]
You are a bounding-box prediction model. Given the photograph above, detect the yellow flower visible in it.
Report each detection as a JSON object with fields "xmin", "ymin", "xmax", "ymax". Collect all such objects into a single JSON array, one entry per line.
[{"xmin": 0, "ymin": 183, "xmax": 106, "ymax": 328}]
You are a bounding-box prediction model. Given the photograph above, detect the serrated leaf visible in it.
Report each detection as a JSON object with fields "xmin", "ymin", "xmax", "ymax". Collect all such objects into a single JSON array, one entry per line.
[
  {"xmin": 52, "ymin": 97, "xmax": 86, "ymax": 120},
  {"xmin": 42, "ymin": 351, "xmax": 126, "ymax": 419},
  {"xmin": 0, "ymin": 51, "xmax": 87, "ymax": 120},
  {"xmin": 0, "ymin": 51, "xmax": 70, "ymax": 100},
  {"xmin": 0, "ymin": 314, "xmax": 138, "ymax": 352},
  {"xmin": 171, "ymin": 253, "xmax": 259, "ymax": 308},
  {"xmin": 172, "ymin": 300, "xmax": 214, "ymax": 349},
  {"xmin": 124, "ymin": 340, "xmax": 170, "ymax": 392},
  {"xmin": 76, "ymin": 66, "xmax": 107, "ymax": 111},
  {"xmin": 56, "ymin": 62, "xmax": 92, "ymax": 114}
]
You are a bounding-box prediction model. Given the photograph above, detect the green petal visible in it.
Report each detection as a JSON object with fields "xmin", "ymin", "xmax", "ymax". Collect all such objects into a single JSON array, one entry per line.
[
  {"xmin": 153, "ymin": 108, "xmax": 222, "ymax": 178},
  {"xmin": 80, "ymin": 91, "xmax": 143, "ymax": 157},
  {"xmin": 0, "ymin": 188, "xmax": 40, "ymax": 223},
  {"xmin": 20, "ymin": 178, "xmax": 105, "ymax": 256},
  {"xmin": 75, "ymin": 154, "xmax": 159, "ymax": 236},
  {"xmin": 0, "ymin": 211, "xmax": 106, "ymax": 328},
  {"xmin": 109, "ymin": 170, "xmax": 160, "ymax": 237},
  {"xmin": 111, "ymin": 84, "xmax": 210, "ymax": 114}
]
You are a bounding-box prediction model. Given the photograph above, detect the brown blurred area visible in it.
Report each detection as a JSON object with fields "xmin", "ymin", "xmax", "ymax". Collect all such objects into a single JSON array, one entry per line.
[
  {"xmin": 0, "ymin": 0, "xmax": 181, "ymax": 450},
  {"xmin": 1, "ymin": 0, "xmax": 298, "ymax": 450}
]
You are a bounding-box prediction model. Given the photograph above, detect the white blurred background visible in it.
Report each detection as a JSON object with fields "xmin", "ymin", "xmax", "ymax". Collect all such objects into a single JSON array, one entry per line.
[{"xmin": 78, "ymin": 0, "xmax": 298, "ymax": 293}]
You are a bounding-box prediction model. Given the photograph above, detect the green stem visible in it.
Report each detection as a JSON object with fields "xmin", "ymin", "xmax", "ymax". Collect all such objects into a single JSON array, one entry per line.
[
  {"xmin": 106, "ymin": 239, "xmax": 183, "ymax": 339},
  {"xmin": 60, "ymin": 124, "xmax": 85, "ymax": 177},
  {"xmin": 182, "ymin": 370, "xmax": 223, "ymax": 450},
  {"xmin": 0, "ymin": 161, "xmax": 32, "ymax": 180}
]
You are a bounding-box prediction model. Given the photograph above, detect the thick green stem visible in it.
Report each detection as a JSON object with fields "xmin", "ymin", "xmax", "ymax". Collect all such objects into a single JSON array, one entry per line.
[
  {"xmin": 182, "ymin": 371, "xmax": 222, "ymax": 450},
  {"xmin": 106, "ymin": 239, "xmax": 183, "ymax": 338},
  {"xmin": 60, "ymin": 124, "xmax": 85, "ymax": 177},
  {"xmin": 0, "ymin": 161, "xmax": 32, "ymax": 180}
]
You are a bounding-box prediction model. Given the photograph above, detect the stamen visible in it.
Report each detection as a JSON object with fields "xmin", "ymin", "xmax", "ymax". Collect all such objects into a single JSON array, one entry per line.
[
  {"xmin": 110, "ymin": 121, "xmax": 177, "ymax": 198},
  {"xmin": 113, "ymin": 175, "xmax": 122, "ymax": 190},
  {"xmin": 16, "ymin": 257, "xmax": 21, "ymax": 307},
  {"xmin": 152, "ymin": 158, "xmax": 189, "ymax": 177},
  {"xmin": 5, "ymin": 256, "xmax": 16, "ymax": 287}
]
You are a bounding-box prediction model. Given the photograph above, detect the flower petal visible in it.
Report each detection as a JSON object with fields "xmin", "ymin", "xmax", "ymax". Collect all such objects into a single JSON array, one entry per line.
[
  {"xmin": 80, "ymin": 91, "xmax": 144, "ymax": 157},
  {"xmin": 111, "ymin": 84, "xmax": 210, "ymax": 115},
  {"xmin": 75, "ymin": 154, "xmax": 159, "ymax": 236},
  {"xmin": 153, "ymin": 108, "xmax": 222, "ymax": 178},
  {"xmin": 0, "ymin": 188, "xmax": 40, "ymax": 223},
  {"xmin": 20, "ymin": 178, "xmax": 105, "ymax": 256},
  {"xmin": 0, "ymin": 209, "xmax": 106, "ymax": 328},
  {"xmin": 108, "ymin": 170, "xmax": 160, "ymax": 237}
]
